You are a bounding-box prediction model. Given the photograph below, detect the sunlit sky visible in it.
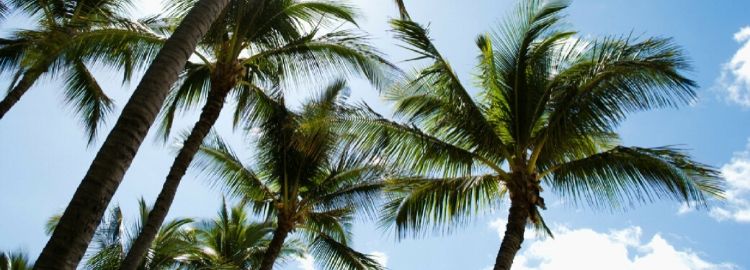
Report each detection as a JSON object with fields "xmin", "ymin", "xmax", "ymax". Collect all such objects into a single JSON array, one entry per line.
[{"xmin": 2, "ymin": 0, "xmax": 750, "ymax": 269}]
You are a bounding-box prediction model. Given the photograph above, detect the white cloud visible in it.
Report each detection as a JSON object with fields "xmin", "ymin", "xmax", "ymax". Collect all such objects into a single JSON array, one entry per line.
[
  {"xmin": 710, "ymin": 140, "xmax": 750, "ymax": 223},
  {"xmin": 370, "ymin": 251, "xmax": 389, "ymax": 268},
  {"xmin": 510, "ymin": 226, "xmax": 736, "ymax": 270},
  {"xmin": 488, "ymin": 217, "xmax": 507, "ymax": 238},
  {"xmin": 677, "ymin": 202, "xmax": 695, "ymax": 215},
  {"xmin": 296, "ymin": 254, "xmax": 316, "ymax": 270},
  {"xmin": 720, "ymin": 26, "xmax": 750, "ymax": 106},
  {"xmin": 488, "ymin": 217, "xmax": 536, "ymax": 240}
]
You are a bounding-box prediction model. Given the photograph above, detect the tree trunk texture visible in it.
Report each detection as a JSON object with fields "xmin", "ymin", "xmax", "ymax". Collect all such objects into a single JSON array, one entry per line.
[
  {"xmin": 119, "ymin": 82, "xmax": 233, "ymax": 270},
  {"xmin": 493, "ymin": 169, "xmax": 540, "ymax": 270},
  {"xmin": 493, "ymin": 197, "xmax": 530, "ymax": 270},
  {"xmin": 258, "ymin": 217, "xmax": 294, "ymax": 270},
  {"xmin": 32, "ymin": 1, "xmax": 230, "ymax": 269},
  {"xmin": 0, "ymin": 70, "xmax": 42, "ymax": 120}
]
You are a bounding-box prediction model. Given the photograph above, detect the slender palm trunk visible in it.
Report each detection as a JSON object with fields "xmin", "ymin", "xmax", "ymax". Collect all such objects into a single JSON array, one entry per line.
[
  {"xmin": 32, "ymin": 1, "xmax": 229, "ymax": 269},
  {"xmin": 259, "ymin": 217, "xmax": 293, "ymax": 270},
  {"xmin": 119, "ymin": 82, "xmax": 233, "ymax": 270},
  {"xmin": 493, "ymin": 196, "xmax": 530, "ymax": 270},
  {"xmin": 0, "ymin": 70, "xmax": 42, "ymax": 120}
]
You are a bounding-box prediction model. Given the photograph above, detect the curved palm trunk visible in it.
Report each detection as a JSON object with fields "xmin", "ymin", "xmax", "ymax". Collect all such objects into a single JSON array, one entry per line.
[
  {"xmin": 493, "ymin": 197, "xmax": 530, "ymax": 270},
  {"xmin": 33, "ymin": 1, "xmax": 230, "ymax": 269},
  {"xmin": 119, "ymin": 83, "xmax": 233, "ymax": 270},
  {"xmin": 0, "ymin": 70, "xmax": 43, "ymax": 120},
  {"xmin": 258, "ymin": 218, "xmax": 294, "ymax": 270}
]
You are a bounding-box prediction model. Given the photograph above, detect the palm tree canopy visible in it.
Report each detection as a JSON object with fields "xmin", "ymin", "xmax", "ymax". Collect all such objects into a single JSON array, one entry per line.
[
  {"xmin": 182, "ymin": 200, "xmax": 304, "ymax": 269},
  {"xmin": 77, "ymin": 198, "xmax": 193, "ymax": 270},
  {"xmin": 342, "ymin": 0, "xmax": 723, "ymax": 238},
  {"xmin": 191, "ymin": 80, "xmax": 387, "ymax": 270},
  {"xmin": 156, "ymin": 0, "xmax": 398, "ymax": 141},
  {"xmin": 0, "ymin": 0, "xmax": 162, "ymax": 141}
]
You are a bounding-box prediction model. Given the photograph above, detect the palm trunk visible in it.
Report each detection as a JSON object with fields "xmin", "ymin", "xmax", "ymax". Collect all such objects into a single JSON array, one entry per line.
[
  {"xmin": 32, "ymin": 1, "xmax": 230, "ymax": 269},
  {"xmin": 258, "ymin": 218, "xmax": 293, "ymax": 270},
  {"xmin": 0, "ymin": 70, "xmax": 42, "ymax": 120},
  {"xmin": 119, "ymin": 83, "xmax": 232, "ymax": 270},
  {"xmin": 493, "ymin": 197, "xmax": 530, "ymax": 270}
]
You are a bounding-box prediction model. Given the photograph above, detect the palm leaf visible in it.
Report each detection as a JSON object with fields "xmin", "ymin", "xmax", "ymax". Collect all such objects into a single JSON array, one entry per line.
[
  {"xmin": 308, "ymin": 233, "xmax": 384, "ymax": 270},
  {"xmin": 62, "ymin": 59, "xmax": 114, "ymax": 143},
  {"xmin": 193, "ymin": 132, "xmax": 276, "ymax": 206},
  {"xmin": 548, "ymin": 146, "xmax": 722, "ymax": 209},
  {"xmin": 382, "ymin": 175, "xmax": 504, "ymax": 239},
  {"xmin": 157, "ymin": 62, "xmax": 212, "ymax": 141}
]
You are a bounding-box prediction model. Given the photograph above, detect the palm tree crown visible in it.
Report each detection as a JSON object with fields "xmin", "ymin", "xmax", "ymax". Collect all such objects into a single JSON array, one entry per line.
[
  {"xmin": 192, "ymin": 80, "xmax": 387, "ymax": 270},
  {"xmin": 183, "ymin": 200, "xmax": 304, "ymax": 269},
  {"xmin": 343, "ymin": 1, "xmax": 724, "ymax": 269},
  {"xmin": 0, "ymin": 0, "xmax": 161, "ymax": 141},
  {"xmin": 121, "ymin": 0, "xmax": 396, "ymax": 268},
  {"xmin": 157, "ymin": 0, "xmax": 395, "ymax": 138},
  {"xmin": 79, "ymin": 199, "xmax": 193, "ymax": 270}
]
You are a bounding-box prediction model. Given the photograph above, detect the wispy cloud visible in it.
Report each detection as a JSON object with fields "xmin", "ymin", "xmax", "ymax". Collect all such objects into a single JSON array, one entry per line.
[{"xmin": 719, "ymin": 26, "xmax": 750, "ymax": 106}]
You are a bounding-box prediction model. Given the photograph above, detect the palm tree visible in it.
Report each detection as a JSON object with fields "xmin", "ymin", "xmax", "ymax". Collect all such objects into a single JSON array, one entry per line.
[
  {"xmin": 122, "ymin": 0, "xmax": 395, "ymax": 268},
  {"xmin": 1, "ymin": 250, "xmax": 33, "ymax": 270},
  {"xmin": 34, "ymin": 0, "xmax": 231, "ymax": 268},
  {"xmin": 182, "ymin": 200, "xmax": 303, "ymax": 269},
  {"xmin": 81, "ymin": 199, "xmax": 193, "ymax": 270},
  {"xmin": 0, "ymin": 0, "xmax": 161, "ymax": 141},
  {"xmin": 46, "ymin": 199, "xmax": 193, "ymax": 270},
  {"xmin": 342, "ymin": 1, "xmax": 724, "ymax": 269},
  {"xmin": 191, "ymin": 81, "xmax": 386, "ymax": 270}
]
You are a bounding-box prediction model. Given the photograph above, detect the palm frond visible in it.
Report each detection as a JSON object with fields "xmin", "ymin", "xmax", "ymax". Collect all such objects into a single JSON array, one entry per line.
[
  {"xmin": 62, "ymin": 59, "xmax": 114, "ymax": 143},
  {"xmin": 389, "ymin": 19, "xmax": 506, "ymax": 158},
  {"xmin": 339, "ymin": 105, "xmax": 483, "ymax": 177},
  {"xmin": 244, "ymin": 29, "xmax": 398, "ymax": 92},
  {"xmin": 548, "ymin": 146, "xmax": 722, "ymax": 210},
  {"xmin": 45, "ymin": 214, "xmax": 61, "ymax": 236},
  {"xmin": 157, "ymin": 62, "xmax": 212, "ymax": 141},
  {"xmin": 480, "ymin": 0, "xmax": 569, "ymax": 147},
  {"xmin": 308, "ymin": 233, "xmax": 384, "ymax": 270},
  {"xmin": 302, "ymin": 208, "xmax": 354, "ymax": 244},
  {"xmin": 71, "ymin": 28, "xmax": 164, "ymax": 83},
  {"xmin": 0, "ymin": 37, "xmax": 30, "ymax": 74},
  {"xmin": 311, "ymin": 167, "xmax": 386, "ymax": 219},
  {"xmin": 541, "ymin": 36, "xmax": 697, "ymax": 153},
  {"xmin": 193, "ymin": 132, "xmax": 276, "ymax": 206},
  {"xmin": 0, "ymin": 1, "xmax": 8, "ymax": 20},
  {"xmin": 381, "ymin": 175, "xmax": 504, "ymax": 239}
]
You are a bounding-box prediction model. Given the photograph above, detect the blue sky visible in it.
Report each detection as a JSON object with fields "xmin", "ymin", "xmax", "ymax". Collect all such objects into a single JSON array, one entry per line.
[{"xmin": 1, "ymin": 0, "xmax": 750, "ymax": 269}]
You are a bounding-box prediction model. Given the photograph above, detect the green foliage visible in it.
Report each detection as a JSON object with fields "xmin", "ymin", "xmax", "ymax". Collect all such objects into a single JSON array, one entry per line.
[
  {"xmin": 0, "ymin": 250, "xmax": 33, "ymax": 270},
  {"xmin": 192, "ymin": 81, "xmax": 386, "ymax": 270},
  {"xmin": 44, "ymin": 198, "xmax": 292, "ymax": 269},
  {"xmin": 182, "ymin": 200, "xmax": 304, "ymax": 269},
  {"xmin": 156, "ymin": 0, "xmax": 398, "ymax": 142},
  {"xmin": 339, "ymin": 0, "xmax": 723, "ymax": 239},
  {"xmin": 82, "ymin": 198, "xmax": 193, "ymax": 270},
  {"xmin": 0, "ymin": 0, "xmax": 163, "ymax": 142}
]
